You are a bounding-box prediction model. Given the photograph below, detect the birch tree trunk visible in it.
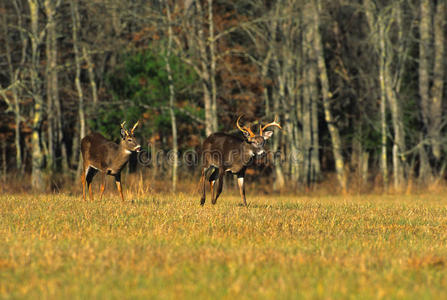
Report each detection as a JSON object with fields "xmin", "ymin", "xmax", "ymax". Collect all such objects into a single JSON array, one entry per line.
[
  {"xmin": 164, "ymin": 0, "xmax": 178, "ymax": 192},
  {"xmin": 364, "ymin": 0, "xmax": 402, "ymax": 190},
  {"xmin": 208, "ymin": 0, "xmax": 218, "ymax": 133},
  {"xmin": 418, "ymin": 0, "xmax": 445, "ymax": 178},
  {"xmin": 29, "ymin": 0, "xmax": 44, "ymax": 190},
  {"xmin": 272, "ymin": 95, "xmax": 285, "ymax": 191},
  {"xmin": 70, "ymin": 0, "xmax": 85, "ymax": 174},
  {"xmin": 383, "ymin": 6, "xmax": 406, "ymax": 191},
  {"xmin": 82, "ymin": 46, "xmax": 98, "ymax": 106},
  {"xmin": 44, "ymin": 0, "xmax": 55, "ymax": 170},
  {"xmin": 195, "ymin": 0, "xmax": 217, "ymax": 136},
  {"xmin": 1, "ymin": 2, "xmax": 24, "ymax": 172},
  {"xmin": 429, "ymin": 1, "xmax": 445, "ymax": 161},
  {"xmin": 380, "ymin": 77, "xmax": 389, "ymax": 188},
  {"xmin": 303, "ymin": 1, "xmax": 321, "ymax": 186},
  {"xmin": 302, "ymin": 11, "xmax": 312, "ymax": 186},
  {"xmin": 45, "ymin": 0, "xmax": 67, "ymax": 172},
  {"xmin": 313, "ymin": 0, "xmax": 347, "ymax": 192},
  {"xmin": 258, "ymin": 1, "xmax": 285, "ymax": 190},
  {"xmin": 419, "ymin": 0, "xmax": 431, "ymax": 135},
  {"xmin": 415, "ymin": 0, "xmax": 433, "ymax": 181}
]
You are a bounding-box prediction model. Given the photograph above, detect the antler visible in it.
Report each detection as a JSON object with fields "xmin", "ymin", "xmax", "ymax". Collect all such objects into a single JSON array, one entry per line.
[
  {"xmin": 236, "ymin": 115, "xmax": 256, "ymax": 138},
  {"xmin": 131, "ymin": 121, "xmax": 139, "ymax": 135},
  {"xmin": 260, "ymin": 116, "xmax": 282, "ymax": 136},
  {"xmin": 121, "ymin": 121, "xmax": 129, "ymax": 136}
]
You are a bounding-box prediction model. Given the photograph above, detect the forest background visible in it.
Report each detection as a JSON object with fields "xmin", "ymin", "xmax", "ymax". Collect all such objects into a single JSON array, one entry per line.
[{"xmin": 0, "ymin": 0, "xmax": 446, "ymax": 195}]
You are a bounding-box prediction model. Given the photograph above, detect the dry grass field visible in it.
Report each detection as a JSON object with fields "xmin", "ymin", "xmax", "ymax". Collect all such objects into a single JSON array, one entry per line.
[{"xmin": 1, "ymin": 189, "xmax": 447, "ymax": 299}]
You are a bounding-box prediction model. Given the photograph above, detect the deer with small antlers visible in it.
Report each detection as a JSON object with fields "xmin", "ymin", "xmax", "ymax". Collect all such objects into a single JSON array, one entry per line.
[
  {"xmin": 81, "ymin": 121, "xmax": 141, "ymax": 201},
  {"xmin": 200, "ymin": 116, "xmax": 282, "ymax": 206}
]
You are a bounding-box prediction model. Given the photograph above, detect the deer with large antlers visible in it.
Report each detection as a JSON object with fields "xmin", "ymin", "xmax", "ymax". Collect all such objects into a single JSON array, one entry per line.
[
  {"xmin": 81, "ymin": 121, "xmax": 141, "ymax": 201},
  {"xmin": 200, "ymin": 116, "xmax": 282, "ymax": 206}
]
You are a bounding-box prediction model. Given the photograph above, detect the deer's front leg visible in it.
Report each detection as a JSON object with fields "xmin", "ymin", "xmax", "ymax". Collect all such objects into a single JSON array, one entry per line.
[
  {"xmin": 115, "ymin": 173, "xmax": 124, "ymax": 201},
  {"xmin": 237, "ymin": 169, "xmax": 247, "ymax": 206}
]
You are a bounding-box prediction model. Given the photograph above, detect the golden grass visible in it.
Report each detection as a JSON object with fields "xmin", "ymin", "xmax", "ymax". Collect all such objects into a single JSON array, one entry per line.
[{"xmin": 1, "ymin": 191, "xmax": 447, "ymax": 299}]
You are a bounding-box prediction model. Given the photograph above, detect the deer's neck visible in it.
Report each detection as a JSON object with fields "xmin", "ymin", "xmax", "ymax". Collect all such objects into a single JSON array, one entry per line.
[
  {"xmin": 241, "ymin": 142, "xmax": 255, "ymax": 164},
  {"xmin": 117, "ymin": 142, "xmax": 132, "ymax": 162}
]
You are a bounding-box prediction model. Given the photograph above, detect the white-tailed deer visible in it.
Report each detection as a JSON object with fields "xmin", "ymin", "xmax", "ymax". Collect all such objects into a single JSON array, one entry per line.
[
  {"xmin": 81, "ymin": 121, "xmax": 141, "ymax": 201},
  {"xmin": 200, "ymin": 116, "xmax": 281, "ymax": 206}
]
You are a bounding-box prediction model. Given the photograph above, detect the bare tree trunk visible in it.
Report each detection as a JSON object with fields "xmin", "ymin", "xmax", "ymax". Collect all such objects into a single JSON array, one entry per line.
[
  {"xmin": 272, "ymin": 95, "xmax": 285, "ymax": 191},
  {"xmin": 13, "ymin": 85, "xmax": 22, "ymax": 173},
  {"xmin": 29, "ymin": 0, "xmax": 44, "ymax": 191},
  {"xmin": 70, "ymin": 0, "xmax": 85, "ymax": 175},
  {"xmin": 302, "ymin": 3, "xmax": 321, "ymax": 186},
  {"xmin": 311, "ymin": 86, "xmax": 320, "ymax": 182},
  {"xmin": 418, "ymin": 0, "xmax": 434, "ymax": 180},
  {"xmin": 262, "ymin": 3, "xmax": 284, "ymax": 191},
  {"xmin": 381, "ymin": 12, "xmax": 406, "ymax": 190},
  {"xmin": 419, "ymin": 0, "xmax": 431, "ymax": 134},
  {"xmin": 208, "ymin": 0, "xmax": 218, "ymax": 133},
  {"xmin": 45, "ymin": 0, "xmax": 67, "ymax": 172},
  {"xmin": 164, "ymin": 0, "xmax": 178, "ymax": 192},
  {"xmin": 82, "ymin": 46, "xmax": 98, "ymax": 105},
  {"xmin": 1, "ymin": 2, "xmax": 24, "ymax": 172},
  {"xmin": 430, "ymin": 1, "xmax": 445, "ymax": 160},
  {"xmin": 313, "ymin": 0, "xmax": 347, "ymax": 192},
  {"xmin": 202, "ymin": 83, "xmax": 213, "ymax": 136},
  {"xmin": 262, "ymin": 52, "xmax": 272, "ymax": 118},
  {"xmin": 380, "ymin": 86, "xmax": 388, "ymax": 189},
  {"xmin": 196, "ymin": 1, "xmax": 212, "ymax": 136},
  {"xmin": 44, "ymin": 0, "xmax": 55, "ymax": 170},
  {"xmin": 275, "ymin": 65, "xmax": 299, "ymax": 182},
  {"xmin": 193, "ymin": 0, "xmax": 217, "ymax": 135},
  {"xmin": 302, "ymin": 11, "xmax": 312, "ymax": 185},
  {"xmin": 417, "ymin": 0, "xmax": 445, "ymax": 179},
  {"xmin": 365, "ymin": 0, "xmax": 401, "ymax": 191}
]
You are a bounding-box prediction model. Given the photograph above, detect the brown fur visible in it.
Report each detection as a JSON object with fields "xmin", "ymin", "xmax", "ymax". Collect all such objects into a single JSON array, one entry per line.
[
  {"xmin": 199, "ymin": 130, "xmax": 274, "ymax": 206},
  {"xmin": 81, "ymin": 128, "xmax": 140, "ymax": 202}
]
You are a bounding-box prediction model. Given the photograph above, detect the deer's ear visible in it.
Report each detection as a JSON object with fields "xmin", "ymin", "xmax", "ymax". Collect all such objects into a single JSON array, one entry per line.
[
  {"xmin": 262, "ymin": 131, "xmax": 274, "ymax": 140},
  {"xmin": 120, "ymin": 128, "xmax": 127, "ymax": 139}
]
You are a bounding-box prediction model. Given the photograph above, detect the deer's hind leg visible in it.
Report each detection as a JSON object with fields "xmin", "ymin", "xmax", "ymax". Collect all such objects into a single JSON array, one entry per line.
[
  {"xmin": 209, "ymin": 167, "xmax": 218, "ymax": 203},
  {"xmin": 212, "ymin": 168, "xmax": 224, "ymax": 205},
  {"xmin": 200, "ymin": 166, "xmax": 218, "ymax": 206},
  {"xmin": 99, "ymin": 172, "xmax": 106, "ymax": 201},
  {"xmin": 85, "ymin": 166, "xmax": 98, "ymax": 201}
]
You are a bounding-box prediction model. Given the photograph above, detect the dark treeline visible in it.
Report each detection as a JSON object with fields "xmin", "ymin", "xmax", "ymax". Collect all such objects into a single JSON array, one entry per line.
[{"xmin": 0, "ymin": 0, "xmax": 446, "ymax": 193}]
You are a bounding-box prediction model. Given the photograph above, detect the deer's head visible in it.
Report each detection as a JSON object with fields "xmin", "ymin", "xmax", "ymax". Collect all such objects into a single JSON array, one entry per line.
[
  {"xmin": 120, "ymin": 121, "xmax": 141, "ymax": 153},
  {"xmin": 236, "ymin": 115, "xmax": 282, "ymax": 156}
]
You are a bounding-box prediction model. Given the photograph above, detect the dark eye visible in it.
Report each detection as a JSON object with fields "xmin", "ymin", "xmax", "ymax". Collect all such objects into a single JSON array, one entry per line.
[{"xmin": 127, "ymin": 139, "xmax": 132, "ymax": 142}]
